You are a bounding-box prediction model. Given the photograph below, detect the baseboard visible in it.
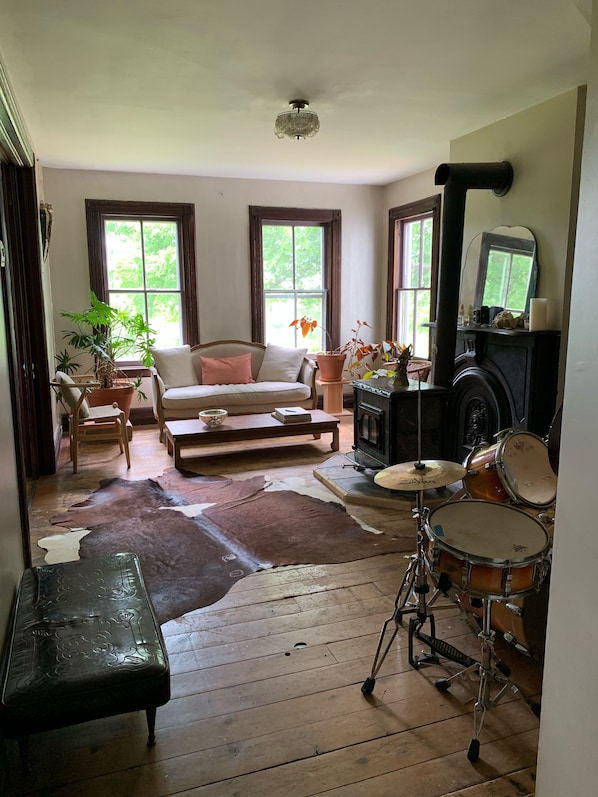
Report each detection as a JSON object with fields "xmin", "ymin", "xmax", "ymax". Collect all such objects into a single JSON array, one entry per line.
[{"xmin": 130, "ymin": 406, "xmax": 157, "ymax": 426}]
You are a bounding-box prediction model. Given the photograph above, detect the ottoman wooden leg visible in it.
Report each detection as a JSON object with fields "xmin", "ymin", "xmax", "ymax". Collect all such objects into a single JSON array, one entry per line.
[{"xmin": 146, "ymin": 707, "xmax": 157, "ymax": 747}]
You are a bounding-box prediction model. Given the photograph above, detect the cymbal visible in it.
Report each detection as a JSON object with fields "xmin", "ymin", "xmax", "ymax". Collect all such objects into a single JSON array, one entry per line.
[{"xmin": 374, "ymin": 460, "xmax": 467, "ymax": 491}]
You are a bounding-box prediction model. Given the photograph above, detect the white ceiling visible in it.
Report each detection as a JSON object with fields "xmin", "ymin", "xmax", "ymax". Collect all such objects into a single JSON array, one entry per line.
[{"xmin": 0, "ymin": 0, "xmax": 591, "ymax": 185}]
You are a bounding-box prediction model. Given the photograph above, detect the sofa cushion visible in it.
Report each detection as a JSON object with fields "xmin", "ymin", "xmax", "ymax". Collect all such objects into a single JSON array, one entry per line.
[
  {"xmin": 55, "ymin": 371, "xmax": 91, "ymax": 419},
  {"xmin": 161, "ymin": 381, "xmax": 311, "ymax": 411},
  {"xmin": 199, "ymin": 353, "xmax": 255, "ymax": 385},
  {"xmin": 256, "ymin": 344, "xmax": 307, "ymax": 383},
  {"xmin": 151, "ymin": 345, "xmax": 198, "ymax": 389}
]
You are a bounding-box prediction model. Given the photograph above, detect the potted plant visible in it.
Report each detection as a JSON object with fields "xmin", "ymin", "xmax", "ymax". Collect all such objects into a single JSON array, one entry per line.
[
  {"xmin": 290, "ymin": 316, "xmax": 400, "ymax": 382},
  {"xmin": 60, "ymin": 291, "xmax": 156, "ymax": 420}
]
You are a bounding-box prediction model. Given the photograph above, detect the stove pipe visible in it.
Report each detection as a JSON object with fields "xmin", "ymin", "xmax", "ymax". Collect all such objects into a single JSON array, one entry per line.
[{"xmin": 430, "ymin": 161, "xmax": 513, "ymax": 388}]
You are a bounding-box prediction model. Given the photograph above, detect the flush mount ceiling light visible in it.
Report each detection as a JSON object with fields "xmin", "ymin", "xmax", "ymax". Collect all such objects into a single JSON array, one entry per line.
[{"xmin": 274, "ymin": 99, "xmax": 320, "ymax": 140}]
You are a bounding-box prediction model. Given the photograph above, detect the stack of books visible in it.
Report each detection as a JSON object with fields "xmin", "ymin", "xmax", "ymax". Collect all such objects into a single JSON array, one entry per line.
[{"xmin": 272, "ymin": 407, "xmax": 312, "ymax": 423}]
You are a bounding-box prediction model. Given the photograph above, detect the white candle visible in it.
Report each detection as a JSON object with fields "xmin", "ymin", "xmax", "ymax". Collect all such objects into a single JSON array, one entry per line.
[{"xmin": 529, "ymin": 298, "xmax": 548, "ymax": 331}]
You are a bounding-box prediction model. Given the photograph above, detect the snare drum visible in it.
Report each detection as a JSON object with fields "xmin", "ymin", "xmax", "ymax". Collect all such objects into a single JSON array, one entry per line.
[
  {"xmin": 463, "ymin": 429, "xmax": 557, "ymax": 508},
  {"xmin": 425, "ymin": 500, "xmax": 550, "ymax": 600}
]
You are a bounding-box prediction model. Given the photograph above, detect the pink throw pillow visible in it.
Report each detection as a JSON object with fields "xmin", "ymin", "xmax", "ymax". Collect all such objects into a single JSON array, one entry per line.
[{"xmin": 200, "ymin": 354, "xmax": 255, "ymax": 385}]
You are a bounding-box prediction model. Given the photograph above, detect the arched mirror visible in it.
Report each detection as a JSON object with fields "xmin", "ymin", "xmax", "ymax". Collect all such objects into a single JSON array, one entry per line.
[{"xmin": 460, "ymin": 225, "xmax": 538, "ymax": 319}]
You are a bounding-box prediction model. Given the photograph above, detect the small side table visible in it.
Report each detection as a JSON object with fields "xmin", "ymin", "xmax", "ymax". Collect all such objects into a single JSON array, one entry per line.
[{"xmin": 317, "ymin": 378, "xmax": 350, "ymax": 416}]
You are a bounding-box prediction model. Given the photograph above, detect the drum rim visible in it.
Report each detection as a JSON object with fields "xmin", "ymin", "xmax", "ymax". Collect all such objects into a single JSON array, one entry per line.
[{"xmin": 427, "ymin": 499, "xmax": 551, "ymax": 566}]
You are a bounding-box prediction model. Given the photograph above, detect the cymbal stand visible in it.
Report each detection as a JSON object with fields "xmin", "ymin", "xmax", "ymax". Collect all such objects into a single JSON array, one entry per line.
[{"xmin": 434, "ymin": 597, "xmax": 541, "ymax": 762}]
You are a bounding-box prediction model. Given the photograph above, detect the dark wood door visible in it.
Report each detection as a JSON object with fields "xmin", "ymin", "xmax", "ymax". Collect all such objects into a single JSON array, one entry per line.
[{"xmin": 1, "ymin": 164, "xmax": 55, "ymax": 477}]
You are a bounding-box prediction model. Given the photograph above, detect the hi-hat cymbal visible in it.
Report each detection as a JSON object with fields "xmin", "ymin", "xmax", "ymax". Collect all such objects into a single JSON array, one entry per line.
[{"xmin": 374, "ymin": 460, "xmax": 467, "ymax": 491}]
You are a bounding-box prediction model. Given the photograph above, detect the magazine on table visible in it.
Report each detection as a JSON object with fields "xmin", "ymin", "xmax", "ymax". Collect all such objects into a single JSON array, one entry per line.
[{"xmin": 272, "ymin": 407, "xmax": 312, "ymax": 423}]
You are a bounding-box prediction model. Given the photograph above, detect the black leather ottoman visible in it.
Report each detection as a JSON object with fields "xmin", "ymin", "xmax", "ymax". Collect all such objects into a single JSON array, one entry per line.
[{"xmin": 0, "ymin": 552, "xmax": 170, "ymax": 755}]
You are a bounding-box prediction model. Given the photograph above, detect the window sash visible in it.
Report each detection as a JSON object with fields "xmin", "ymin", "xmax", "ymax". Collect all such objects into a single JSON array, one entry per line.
[
  {"xmin": 386, "ymin": 196, "xmax": 440, "ymax": 359},
  {"xmin": 249, "ymin": 206, "xmax": 341, "ymax": 348},
  {"xmin": 86, "ymin": 199, "xmax": 198, "ymax": 362}
]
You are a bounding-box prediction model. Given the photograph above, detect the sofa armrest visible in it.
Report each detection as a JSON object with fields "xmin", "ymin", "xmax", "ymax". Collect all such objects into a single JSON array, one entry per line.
[
  {"xmin": 298, "ymin": 357, "xmax": 318, "ymax": 409},
  {"xmin": 150, "ymin": 367, "xmax": 167, "ymax": 440}
]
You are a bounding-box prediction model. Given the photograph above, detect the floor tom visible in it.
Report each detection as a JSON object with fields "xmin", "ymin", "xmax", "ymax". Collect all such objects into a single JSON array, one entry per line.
[{"xmin": 459, "ymin": 582, "xmax": 550, "ymax": 660}]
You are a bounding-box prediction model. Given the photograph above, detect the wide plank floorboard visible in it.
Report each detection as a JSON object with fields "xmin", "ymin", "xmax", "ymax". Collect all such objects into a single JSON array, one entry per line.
[{"xmin": 11, "ymin": 416, "xmax": 544, "ymax": 796}]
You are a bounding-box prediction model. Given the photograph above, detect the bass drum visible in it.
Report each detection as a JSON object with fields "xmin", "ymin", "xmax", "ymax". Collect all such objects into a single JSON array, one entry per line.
[
  {"xmin": 458, "ymin": 581, "xmax": 550, "ymax": 661},
  {"xmin": 463, "ymin": 429, "xmax": 557, "ymax": 508}
]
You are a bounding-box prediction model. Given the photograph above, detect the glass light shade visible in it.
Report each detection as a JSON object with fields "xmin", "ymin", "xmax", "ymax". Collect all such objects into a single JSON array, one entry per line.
[{"xmin": 275, "ymin": 100, "xmax": 320, "ymax": 140}]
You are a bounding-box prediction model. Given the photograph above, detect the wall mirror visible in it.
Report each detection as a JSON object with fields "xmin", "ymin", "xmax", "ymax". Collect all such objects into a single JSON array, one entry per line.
[{"xmin": 460, "ymin": 225, "xmax": 538, "ymax": 318}]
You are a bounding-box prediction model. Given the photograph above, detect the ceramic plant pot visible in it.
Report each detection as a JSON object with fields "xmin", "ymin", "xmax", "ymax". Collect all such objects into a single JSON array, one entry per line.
[
  {"xmin": 316, "ymin": 352, "xmax": 346, "ymax": 382},
  {"xmin": 86, "ymin": 382, "xmax": 135, "ymax": 422}
]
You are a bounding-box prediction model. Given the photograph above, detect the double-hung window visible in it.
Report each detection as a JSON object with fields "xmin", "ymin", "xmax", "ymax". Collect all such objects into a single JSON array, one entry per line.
[
  {"xmin": 249, "ymin": 206, "xmax": 341, "ymax": 352},
  {"xmin": 85, "ymin": 199, "xmax": 198, "ymax": 359},
  {"xmin": 387, "ymin": 196, "xmax": 440, "ymax": 358}
]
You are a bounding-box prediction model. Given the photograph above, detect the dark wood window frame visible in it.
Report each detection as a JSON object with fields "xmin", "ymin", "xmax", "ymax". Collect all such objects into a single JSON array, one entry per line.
[
  {"xmin": 249, "ymin": 206, "xmax": 341, "ymax": 348},
  {"xmin": 386, "ymin": 195, "xmax": 441, "ymax": 342},
  {"xmin": 85, "ymin": 199, "xmax": 199, "ymax": 361}
]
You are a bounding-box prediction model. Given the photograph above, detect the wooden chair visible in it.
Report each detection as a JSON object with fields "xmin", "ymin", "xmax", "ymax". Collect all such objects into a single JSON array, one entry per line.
[{"xmin": 52, "ymin": 371, "xmax": 131, "ymax": 473}]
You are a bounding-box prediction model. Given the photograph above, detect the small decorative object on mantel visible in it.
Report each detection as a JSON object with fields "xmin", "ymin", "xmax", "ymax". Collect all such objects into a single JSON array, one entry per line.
[
  {"xmin": 529, "ymin": 297, "xmax": 548, "ymax": 331},
  {"xmin": 492, "ymin": 310, "xmax": 519, "ymax": 329},
  {"xmin": 392, "ymin": 343, "xmax": 413, "ymax": 387}
]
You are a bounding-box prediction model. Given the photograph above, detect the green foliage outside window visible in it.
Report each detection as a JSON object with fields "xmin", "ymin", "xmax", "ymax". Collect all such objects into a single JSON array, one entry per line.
[
  {"xmin": 263, "ymin": 224, "xmax": 326, "ymax": 351},
  {"xmin": 398, "ymin": 217, "xmax": 433, "ymax": 358},
  {"xmin": 482, "ymin": 250, "xmax": 532, "ymax": 312},
  {"xmin": 104, "ymin": 219, "xmax": 183, "ymax": 347}
]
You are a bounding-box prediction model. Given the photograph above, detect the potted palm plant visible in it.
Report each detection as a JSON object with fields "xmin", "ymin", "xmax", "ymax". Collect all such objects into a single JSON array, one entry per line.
[{"xmin": 60, "ymin": 291, "xmax": 156, "ymax": 420}]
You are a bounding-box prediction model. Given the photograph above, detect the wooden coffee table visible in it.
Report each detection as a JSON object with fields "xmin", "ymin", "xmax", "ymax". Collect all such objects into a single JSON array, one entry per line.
[{"xmin": 164, "ymin": 410, "xmax": 340, "ymax": 469}]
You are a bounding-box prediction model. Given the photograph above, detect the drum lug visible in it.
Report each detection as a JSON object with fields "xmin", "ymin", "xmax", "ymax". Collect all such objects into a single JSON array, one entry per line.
[
  {"xmin": 503, "ymin": 569, "xmax": 513, "ymax": 596},
  {"xmin": 484, "ymin": 462, "xmax": 498, "ymax": 472},
  {"xmin": 461, "ymin": 562, "xmax": 472, "ymax": 592},
  {"xmin": 495, "ymin": 428, "xmax": 514, "ymax": 441},
  {"xmin": 505, "ymin": 602, "xmax": 523, "ymax": 617},
  {"xmin": 503, "ymin": 632, "xmax": 533, "ymax": 657}
]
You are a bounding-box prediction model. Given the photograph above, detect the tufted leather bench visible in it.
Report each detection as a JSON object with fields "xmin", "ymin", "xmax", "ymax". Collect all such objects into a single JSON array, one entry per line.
[{"xmin": 0, "ymin": 552, "xmax": 170, "ymax": 758}]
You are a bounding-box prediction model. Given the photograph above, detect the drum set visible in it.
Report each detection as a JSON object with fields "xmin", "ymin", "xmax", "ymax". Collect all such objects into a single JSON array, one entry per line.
[{"xmin": 360, "ymin": 426, "xmax": 557, "ymax": 763}]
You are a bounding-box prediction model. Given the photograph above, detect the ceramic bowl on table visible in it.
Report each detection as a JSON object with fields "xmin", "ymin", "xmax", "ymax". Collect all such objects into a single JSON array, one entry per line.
[{"xmin": 198, "ymin": 409, "xmax": 228, "ymax": 428}]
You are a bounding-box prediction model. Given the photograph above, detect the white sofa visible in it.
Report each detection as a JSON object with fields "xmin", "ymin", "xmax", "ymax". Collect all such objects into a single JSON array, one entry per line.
[{"xmin": 150, "ymin": 340, "xmax": 317, "ymax": 440}]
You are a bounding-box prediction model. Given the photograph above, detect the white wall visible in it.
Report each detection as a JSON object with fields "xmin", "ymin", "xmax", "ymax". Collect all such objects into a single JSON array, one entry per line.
[
  {"xmin": 42, "ymin": 169, "xmax": 385, "ymax": 347},
  {"xmin": 384, "ymin": 167, "xmax": 438, "ymax": 211},
  {"xmin": 535, "ymin": 5, "xmax": 598, "ymax": 795},
  {"xmin": 450, "ymin": 89, "xmax": 585, "ymax": 332}
]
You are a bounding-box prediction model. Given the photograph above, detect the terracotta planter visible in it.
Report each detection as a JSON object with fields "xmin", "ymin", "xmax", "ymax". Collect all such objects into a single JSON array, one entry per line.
[
  {"xmin": 87, "ymin": 383, "xmax": 135, "ymax": 422},
  {"xmin": 316, "ymin": 352, "xmax": 346, "ymax": 382}
]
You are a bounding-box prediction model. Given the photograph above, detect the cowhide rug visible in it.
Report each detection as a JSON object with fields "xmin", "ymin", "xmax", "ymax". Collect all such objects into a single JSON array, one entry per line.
[{"xmin": 41, "ymin": 469, "xmax": 415, "ymax": 624}]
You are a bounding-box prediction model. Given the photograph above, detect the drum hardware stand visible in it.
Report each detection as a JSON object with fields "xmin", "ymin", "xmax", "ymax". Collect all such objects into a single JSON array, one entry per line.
[
  {"xmin": 433, "ymin": 596, "xmax": 541, "ymax": 763},
  {"xmin": 361, "ymin": 485, "xmax": 472, "ymax": 695},
  {"xmin": 361, "ymin": 377, "xmax": 472, "ymax": 695}
]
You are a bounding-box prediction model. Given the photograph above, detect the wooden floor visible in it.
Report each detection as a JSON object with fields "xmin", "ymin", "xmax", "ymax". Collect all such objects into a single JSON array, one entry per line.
[{"xmin": 12, "ymin": 416, "xmax": 543, "ymax": 796}]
